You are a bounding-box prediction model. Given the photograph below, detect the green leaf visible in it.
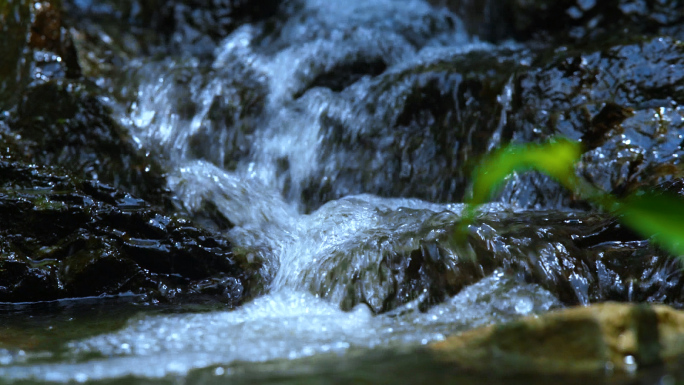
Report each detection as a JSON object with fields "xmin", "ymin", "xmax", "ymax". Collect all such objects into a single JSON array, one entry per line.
[
  {"xmin": 458, "ymin": 136, "xmax": 684, "ymax": 261},
  {"xmin": 617, "ymin": 191, "xmax": 684, "ymax": 257},
  {"xmin": 469, "ymin": 138, "xmax": 582, "ymax": 206},
  {"xmin": 460, "ymin": 138, "xmax": 583, "ymax": 232}
]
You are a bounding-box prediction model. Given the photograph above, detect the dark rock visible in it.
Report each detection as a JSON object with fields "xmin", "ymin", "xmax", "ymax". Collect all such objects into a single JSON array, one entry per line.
[
  {"xmin": 5, "ymin": 79, "xmax": 168, "ymax": 205},
  {"xmin": 0, "ymin": 1, "xmax": 168, "ymax": 206},
  {"xmin": 0, "ymin": 160, "xmax": 262, "ymax": 304},
  {"xmin": 370, "ymin": 189, "xmax": 684, "ymax": 312},
  {"xmin": 66, "ymin": 0, "xmax": 476, "ymax": 215},
  {"xmin": 311, "ymin": 198, "xmax": 683, "ymax": 313},
  {"xmin": 0, "ymin": 0, "xmax": 80, "ymax": 112},
  {"xmin": 5, "ymin": 0, "xmax": 683, "ymax": 318},
  {"xmin": 63, "ymin": 0, "xmax": 284, "ymax": 58},
  {"xmin": 467, "ymin": 211, "xmax": 683, "ymax": 307},
  {"xmin": 503, "ymin": 0, "xmax": 684, "ymax": 44},
  {"xmin": 301, "ymin": 48, "xmax": 527, "ymax": 212},
  {"xmin": 170, "ymin": 0, "xmax": 283, "ymax": 56},
  {"xmin": 430, "ymin": 0, "xmax": 684, "ymax": 45},
  {"xmin": 255, "ymin": 0, "xmax": 464, "ymax": 52},
  {"xmin": 500, "ymin": 36, "xmax": 684, "ymax": 207},
  {"xmin": 427, "ymin": 0, "xmax": 511, "ymax": 42}
]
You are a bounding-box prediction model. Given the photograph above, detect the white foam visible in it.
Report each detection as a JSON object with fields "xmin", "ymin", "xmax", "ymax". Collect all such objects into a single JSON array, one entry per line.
[
  {"xmin": 0, "ymin": 1, "xmax": 566, "ymax": 382},
  {"xmin": 0, "ymin": 273, "xmax": 558, "ymax": 381}
]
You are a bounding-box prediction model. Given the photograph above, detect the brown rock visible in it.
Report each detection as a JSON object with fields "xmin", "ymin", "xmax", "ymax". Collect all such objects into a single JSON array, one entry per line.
[{"xmin": 430, "ymin": 303, "xmax": 684, "ymax": 373}]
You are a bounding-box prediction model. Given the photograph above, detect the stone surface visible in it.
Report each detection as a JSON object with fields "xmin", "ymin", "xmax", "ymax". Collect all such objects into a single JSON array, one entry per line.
[
  {"xmin": 503, "ymin": 0, "xmax": 684, "ymax": 44},
  {"xmin": 500, "ymin": 37, "xmax": 684, "ymax": 208},
  {"xmin": 0, "ymin": 160, "xmax": 262, "ymax": 304},
  {"xmin": 430, "ymin": 302, "xmax": 684, "ymax": 373},
  {"xmin": 5, "ymin": 79, "xmax": 169, "ymax": 205},
  {"xmin": 2, "ymin": 0, "xmax": 684, "ymax": 317},
  {"xmin": 317, "ymin": 205, "xmax": 684, "ymax": 313},
  {"xmin": 302, "ymin": 48, "xmax": 523, "ymax": 211},
  {"xmin": 0, "ymin": 0, "xmax": 80, "ymax": 112},
  {"xmin": 293, "ymin": 34, "xmax": 684, "ymax": 212},
  {"xmin": 62, "ymin": 0, "xmax": 284, "ymax": 57}
]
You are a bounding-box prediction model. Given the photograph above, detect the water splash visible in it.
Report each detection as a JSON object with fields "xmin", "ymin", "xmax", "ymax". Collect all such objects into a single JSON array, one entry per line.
[
  {"xmin": 0, "ymin": 272, "xmax": 559, "ymax": 382},
  {"xmin": 0, "ymin": 0, "xmax": 563, "ymax": 382}
]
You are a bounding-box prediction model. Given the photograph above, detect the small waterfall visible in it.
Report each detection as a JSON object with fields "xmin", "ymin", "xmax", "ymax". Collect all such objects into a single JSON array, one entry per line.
[
  {"xmin": 120, "ymin": 0, "xmax": 504, "ymax": 301},
  {"xmin": 0, "ymin": 272, "xmax": 559, "ymax": 382},
  {"xmin": 0, "ymin": 0, "xmax": 563, "ymax": 381}
]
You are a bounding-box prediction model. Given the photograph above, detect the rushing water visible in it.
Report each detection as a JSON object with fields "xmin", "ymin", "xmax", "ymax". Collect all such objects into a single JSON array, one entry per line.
[
  {"xmin": 0, "ymin": 274, "xmax": 559, "ymax": 382},
  {"xmin": 0, "ymin": 0, "xmax": 654, "ymax": 383}
]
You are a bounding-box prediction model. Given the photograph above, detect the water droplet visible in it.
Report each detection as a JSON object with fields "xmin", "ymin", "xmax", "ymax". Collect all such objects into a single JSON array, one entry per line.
[
  {"xmin": 624, "ymin": 355, "xmax": 637, "ymax": 373},
  {"xmin": 514, "ymin": 298, "xmax": 534, "ymax": 315}
]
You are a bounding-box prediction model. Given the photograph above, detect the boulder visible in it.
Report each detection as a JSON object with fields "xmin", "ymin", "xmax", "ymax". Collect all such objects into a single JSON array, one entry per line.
[
  {"xmin": 501, "ymin": 37, "xmax": 684, "ymax": 208},
  {"xmin": 430, "ymin": 302, "xmax": 684, "ymax": 373}
]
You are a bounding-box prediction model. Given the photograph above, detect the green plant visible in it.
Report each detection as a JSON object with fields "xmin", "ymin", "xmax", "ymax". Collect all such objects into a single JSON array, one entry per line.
[{"xmin": 460, "ymin": 137, "xmax": 684, "ymax": 258}]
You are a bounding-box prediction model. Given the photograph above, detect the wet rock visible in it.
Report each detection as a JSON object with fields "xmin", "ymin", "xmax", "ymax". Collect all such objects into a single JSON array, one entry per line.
[
  {"xmin": 468, "ymin": 211, "xmax": 683, "ymax": 307},
  {"xmin": 0, "ymin": 160, "xmax": 261, "ymax": 304},
  {"xmin": 129, "ymin": 58, "xmax": 269, "ymax": 173},
  {"xmin": 0, "ymin": 0, "xmax": 80, "ymax": 112},
  {"xmin": 63, "ymin": 0, "xmax": 283, "ymax": 59},
  {"xmin": 503, "ymin": 0, "xmax": 684, "ymax": 44},
  {"xmin": 300, "ymin": 197, "xmax": 683, "ymax": 313},
  {"xmin": 105, "ymin": 0, "xmax": 473, "ymax": 214},
  {"xmin": 427, "ymin": 0, "xmax": 511, "ymax": 42},
  {"xmin": 0, "ymin": 0, "xmax": 168, "ymax": 205},
  {"xmin": 170, "ymin": 0, "xmax": 283, "ymax": 56},
  {"xmin": 301, "ymin": 48, "xmax": 526, "ymax": 211},
  {"xmin": 13, "ymin": 0, "xmax": 684, "ymax": 316},
  {"xmin": 296, "ymin": 33, "xmax": 684, "ymax": 212},
  {"xmin": 257, "ymin": 0, "xmax": 466, "ymax": 52},
  {"xmin": 430, "ymin": 302, "xmax": 684, "ymax": 373},
  {"xmin": 501, "ymin": 36, "xmax": 684, "ymax": 207},
  {"xmin": 5, "ymin": 79, "xmax": 168, "ymax": 205}
]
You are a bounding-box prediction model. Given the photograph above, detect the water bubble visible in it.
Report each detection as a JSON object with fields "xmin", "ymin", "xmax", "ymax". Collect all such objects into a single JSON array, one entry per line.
[
  {"xmin": 0, "ymin": 350, "xmax": 13, "ymax": 365},
  {"xmin": 514, "ymin": 298, "xmax": 534, "ymax": 315},
  {"xmin": 623, "ymin": 355, "xmax": 638, "ymax": 373},
  {"xmin": 660, "ymin": 374, "xmax": 676, "ymax": 385}
]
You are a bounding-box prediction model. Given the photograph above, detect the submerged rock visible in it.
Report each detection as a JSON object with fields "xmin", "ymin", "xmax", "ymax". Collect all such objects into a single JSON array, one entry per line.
[
  {"xmin": 430, "ymin": 302, "xmax": 684, "ymax": 373},
  {"xmin": 353, "ymin": 210, "xmax": 682, "ymax": 312},
  {"xmin": 0, "ymin": 160, "xmax": 261, "ymax": 304},
  {"xmin": 300, "ymin": 47, "xmax": 522, "ymax": 210}
]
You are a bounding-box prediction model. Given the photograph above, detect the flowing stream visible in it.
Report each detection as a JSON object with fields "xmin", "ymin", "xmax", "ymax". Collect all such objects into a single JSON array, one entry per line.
[{"xmin": 0, "ymin": 0, "xmax": 605, "ymax": 382}]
